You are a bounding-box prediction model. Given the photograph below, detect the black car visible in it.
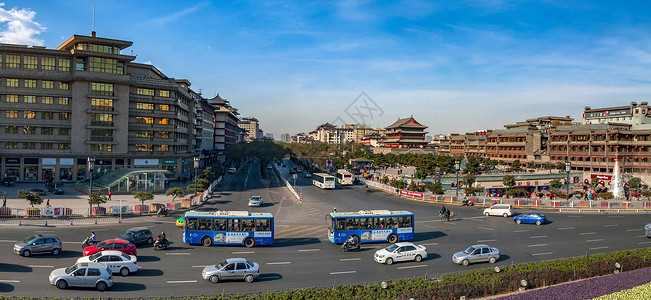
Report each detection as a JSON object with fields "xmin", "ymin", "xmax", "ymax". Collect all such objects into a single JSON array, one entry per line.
[
  {"xmin": 2, "ymin": 176, "xmax": 15, "ymax": 186},
  {"xmin": 47, "ymin": 182, "xmax": 65, "ymax": 194},
  {"xmin": 117, "ymin": 227, "xmax": 153, "ymax": 246}
]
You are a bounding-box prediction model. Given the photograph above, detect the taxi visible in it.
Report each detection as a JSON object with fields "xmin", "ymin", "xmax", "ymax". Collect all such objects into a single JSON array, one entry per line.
[
  {"xmin": 176, "ymin": 217, "xmax": 185, "ymax": 227},
  {"xmin": 76, "ymin": 250, "xmax": 138, "ymax": 276},
  {"xmin": 374, "ymin": 242, "xmax": 427, "ymax": 265}
]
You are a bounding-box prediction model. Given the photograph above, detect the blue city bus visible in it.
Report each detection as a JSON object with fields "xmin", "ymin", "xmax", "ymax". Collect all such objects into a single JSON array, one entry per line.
[
  {"xmin": 327, "ymin": 210, "xmax": 414, "ymax": 244},
  {"xmin": 183, "ymin": 211, "xmax": 274, "ymax": 247}
]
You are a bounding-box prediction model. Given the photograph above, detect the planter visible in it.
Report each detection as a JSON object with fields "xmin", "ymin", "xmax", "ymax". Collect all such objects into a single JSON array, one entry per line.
[
  {"xmin": 551, "ymin": 200, "xmax": 561, "ymax": 207},
  {"xmin": 491, "ymin": 199, "xmax": 501, "ymax": 204},
  {"xmin": 622, "ymin": 201, "xmax": 632, "ymax": 208},
  {"xmin": 531, "ymin": 200, "xmax": 542, "ymax": 206},
  {"xmin": 26, "ymin": 208, "xmax": 41, "ymax": 217},
  {"xmin": 579, "ymin": 202, "xmax": 590, "ymax": 207},
  {"xmin": 91, "ymin": 206, "xmax": 106, "ymax": 215},
  {"xmin": 0, "ymin": 207, "xmax": 11, "ymax": 216},
  {"xmin": 181, "ymin": 199, "xmax": 192, "ymax": 208},
  {"xmin": 445, "ymin": 197, "xmax": 453, "ymax": 203},
  {"xmin": 150, "ymin": 203, "xmax": 164, "ymax": 212},
  {"xmin": 134, "ymin": 205, "xmax": 149, "ymax": 213},
  {"xmin": 167, "ymin": 202, "xmax": 180, "ymax": 210},
  {"xmin": 600, "ymin": 201, "xmax": 610, "ymax": 208},
  {"xmin": 514, "ymin": 200, "xmax": 525, "ymax": 206}
]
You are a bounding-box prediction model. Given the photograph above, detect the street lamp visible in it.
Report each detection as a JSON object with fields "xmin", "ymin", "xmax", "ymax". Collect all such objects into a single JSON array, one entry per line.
[
  {"xmin": 565, "ymin": 161, "xmax": 571, "ymax": 200},
  {"xmin": 194, "ymin": 157, "xmax": 200, "ymax": 202},
  {"xmin": 87, "ymin": 157, "xmax": 95, "ymax": 216},
  {"xmin": 455, "ymin": 160, "xmax": 460, "ymax": 200}
]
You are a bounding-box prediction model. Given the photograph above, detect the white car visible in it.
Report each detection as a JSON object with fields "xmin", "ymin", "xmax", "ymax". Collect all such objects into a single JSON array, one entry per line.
[
  {"xmin": 483, "ymin": 204, "xmax": 513, "ymax": 217},
  {"xmin": 227, "ymin": 167, "xmax": 237, "ymax": 174},
  {"xmin": 373, "ymin": 242, "xmax": 427, "ymax": 265},
  {"xmin": 304, "ymin": 173, "xmax": 312, "ymax": 178},
  {"xmin": 248, "ymin": 196, "xmax": 263, "ymax": 207},
  {"xmin": 76, "ymin": 250, "xmax": 138, "ymax": 276}
]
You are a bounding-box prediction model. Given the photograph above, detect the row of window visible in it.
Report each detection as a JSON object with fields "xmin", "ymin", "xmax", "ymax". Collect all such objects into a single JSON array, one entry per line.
[
  {"xmin": 334, "ymin": 216, "xmax": 413, "ymax": 231},
  {"xmin": 4, "ymin": 126, "xmax": 69, "ymax": 135},
  {"xmin": 0, "ymin": 54, "xmax": 70, "ymax": 71},
  {"xmin": 4, "ymin": 111, "xmax": 70, "ymax": 120},
  {"xmin": 134, "ymin": 116, "xmax": 171, "ymax": 125},
  {"xmin": 4, "ymin": 142, "xmax": 70, "ymax": 150},
  {"xmin": 135, "ymin": 131, "xmax": 170, "ymax": 138},
  {"xmin": 186, "ymin": 217, "xmax": 272, "ymax": 232},
  {"xmin": 3, "ymin": 95, "xmax": 70, "ymax": 105},
  {"xmin": 2, "ymin": 78, "xmax": 69, "ymax": 90},
  {"xmin": 135, "ymin": 102, "xmax": 170, "ymax": 111},
  {"xmin": 136, "ymin": 88, "xmax": 170, "ymax": 98},
  {"xmin": 75, "ymin": 43, "xmax": 121, "ymax": 54},
  {"xmin": 135, "ymin": 144, "xmax": 170, "ymax": 151}
]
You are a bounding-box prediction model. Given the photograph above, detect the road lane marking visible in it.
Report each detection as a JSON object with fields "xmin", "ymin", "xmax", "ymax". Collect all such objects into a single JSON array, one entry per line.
[
  {"xmin": 469, "ymin": 219, "xmax": 484, "ymax": 222},
  {"xmin": 589, "ymin": 246, "xmax": 609, "ymax": 250},
  {"xmin": 232, "ymin": 251, "xmax": 255, "ymax": 254},
  {"xmin": 420, "ymin": 242, "xmax": 439, "ymax": 246},
  {"xmin": 532, "ymin": 252, "xmax": 553, "ymax": 256},
  {"xmin": 626, "ymin": 229, "xmax": 642, "ymax": 232},
  {"xmin": 0, "ymin": 280, "xmax": 20, "ymax": 283},
  {"xmin": 557, "ymin": 227, "xmax": 575, "ymax": 230},
  {"xmin": 35, "ymin": 231, "xmax": 55, "ymax": 233},
  {"xmin": 167, "ymin": 280, "xmax": 197, "ymax": 284},
  {"xmin": 637, "ymin": 235, "xmax": 647, "ymax": 238},
  {"xmin": 166, "ymin": 253, "xmax": 191, "ymax": 255},
  {"xmin": 638, "ymin": 241, "xmax": 651, "ymax": 245},
  {"xmin": 62, "ymin": 242, "xmax": 79, "ymax": 244},
  {"xmin": 513, "ymin": 229, "xmax": 530, "ymax": 233},
  {"xmin": 340, "ymin": 258, "xmax": 361, "ymax": 261},
  {"xmin": 477, "ymin": 239, "xmax": 497, "ymax": 243},
  {"xmin": 298, "ymin": 248, "xmax": 320, "ymax": 252},
  {"xmin": 266, "ymin": 262, "xmax": 291, "ymax": 265},
  {"xmin": 0, "ymin": 240, "xmax": 17, "ymax": 243},
  {"xmin": 579, "ymin": 232, "xmax": 597, "ymax": 235},
  {"xmin": 28, "ymin": 265, "xmax": 54, "ymax": 268},
  {"xmin": 192, "ymin": 265, "xmax": 209, "ymax": 268},
  {"xmin": 275, "ymin": 225, "xmax": 327, "ymax": 238},
  {"xmin": 608, "ymin": 216, "xmax": 624, "ymax": 218},
  {"xmin": 275, "ymin": 225, "xmax": 309, "ymax": 234},
  {"xmin": 477, "ymin": 227, "xmax": 494, "ymax": 231},
  {"xmin": 330, "ymin": 271, "xmax": 356, "ymax": 275},
  {"xmin": 397, "ymin": 265, "xmax": 427, "ymax": 270},
  {"xmin": 587, "ymin": 239, "xmax": 604, "ymax": 242},
  {"xmin": 603, "ymin": 224, "xmax": 619, "ymax": 228},
  {"xmin": 567, "ymin": 216, "xmax": 583, "ymax": 218},
  {"xmin": 528, "ymin": 244, "xmax": 548, "ymax": 247},
  {"xmin": 530, "ymin": 236, "xmax": 547, "ymax": 239}
]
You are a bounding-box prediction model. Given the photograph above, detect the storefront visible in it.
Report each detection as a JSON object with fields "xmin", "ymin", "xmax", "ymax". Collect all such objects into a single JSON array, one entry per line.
[
  {"xmin": 4, "ymin": 157, "xmax": 20, "ymax": 179},
  {"xmin": 41, "ymin": 158, "xmax": 56, "ymax": 182},
  {"xmin": 23, "ymin": 158, "xmax": 39, "ymax": 181},
  {"xmin": 161, "ymin": 158, "xmax": 177, "ymax": 179},
  {"xmin": 59, "ymin": 158, "xmax": 74, "ymax": 181}
]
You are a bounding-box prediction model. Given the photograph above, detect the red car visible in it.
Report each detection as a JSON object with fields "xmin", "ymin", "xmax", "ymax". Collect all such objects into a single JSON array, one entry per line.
[{"xmin": 83, "ymin": 239, "xmax": 137, "ymax": 256}]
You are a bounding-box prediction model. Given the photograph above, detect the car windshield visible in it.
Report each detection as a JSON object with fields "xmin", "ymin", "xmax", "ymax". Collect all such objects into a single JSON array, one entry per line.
[
  {"xmin": 89, "ymin": 252, "xmax": 103, "ymax": 261},
  {"xmin": 216, "ymin": 260, "xmax": 228, "ymax": 269},
  {"xmin": 123, "ymin": 231, "xmax": 135, "ymax": 237},
  {"xmin": 464, "ymin": 246, "xmax": 476, "ymax": 254},
  {"xmin": 23, "ymin": 235, "xmax": 38, "ymax": 244},
  {"xmin": 121, "ymin": 253, "xmax": 132, "ymax": 260},
  {"xmin": 538, "ymin": 214, "xmax": 545, "ymax": 218},
  {"xmin": 385, "ymin": 244, "xmax": 399, "ymax": 252},
  {"xmin": 64, "ymin": 264, "xmax": 79, "ymax": 274},
  {"xmin": 95, "ymin": 241, "xmax": 108, "ymax": 249}
]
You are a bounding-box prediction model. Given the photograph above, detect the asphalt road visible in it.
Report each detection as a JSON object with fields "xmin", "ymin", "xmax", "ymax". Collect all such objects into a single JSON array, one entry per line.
[{"xmin": 1, "ymin": 159, "xmax": 650, "ymax": 298}]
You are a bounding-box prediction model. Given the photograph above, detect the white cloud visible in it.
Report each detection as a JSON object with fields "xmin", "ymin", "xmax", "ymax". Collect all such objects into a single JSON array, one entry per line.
[{"xmin": 0, "ymin": 3, "xmax": 45, "ymax": 45}]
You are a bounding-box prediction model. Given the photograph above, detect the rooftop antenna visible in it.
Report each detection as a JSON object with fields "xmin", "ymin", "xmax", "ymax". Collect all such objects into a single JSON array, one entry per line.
[{"xmin": 91, "ymin": 5, "xmax": 96, "ymax": 37}]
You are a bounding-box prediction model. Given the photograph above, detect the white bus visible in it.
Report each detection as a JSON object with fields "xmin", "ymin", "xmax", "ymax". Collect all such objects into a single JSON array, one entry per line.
[
  {"xmin": 336, "ymin": 169, "xmax": 353, "ymax": 185},
  {"xmin": 313, "ymin": 173, "xmax": 335, "ymax": 189}
]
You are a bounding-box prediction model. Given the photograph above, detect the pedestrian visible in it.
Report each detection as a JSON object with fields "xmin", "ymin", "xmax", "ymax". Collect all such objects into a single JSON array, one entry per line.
[
  {"xmin": 108, "ymin": 191, "xmax": 112, "ymax": 201},
  {"xmin": 46, "ymin": 199, "xmax": 50, "ymax": 206},
  {"xmin": 2, "ymin": 195, "xmax": 6, "ymax": 207}
]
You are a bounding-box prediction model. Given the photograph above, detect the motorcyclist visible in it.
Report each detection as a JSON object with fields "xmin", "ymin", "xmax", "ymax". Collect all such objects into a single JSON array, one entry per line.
[
  {"xmin": 439, "ymin": 206, "xmax": 447, "ymax": 216},
  {"xmin": 90, "ymin": 232, "xmax": 97, "ymax": 245},
  {"xmin": 157, "ymin": 206, "xmax": 167, "ymax": 216},
  {"xmin": 333, "ymin": 207, "xmax": 337, "ymax": 213}
]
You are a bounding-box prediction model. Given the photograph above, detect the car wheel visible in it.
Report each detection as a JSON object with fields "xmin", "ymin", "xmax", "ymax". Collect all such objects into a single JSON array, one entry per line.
[
  {"xmin": 201, "ymin": 237, "xmax": 213, "ymax": 247},
  {"xmin": 385, "ymin": 258, "xmax": 393, "ymax": 265},
  {"xmin": 244, "ymin": 237, "xmax": 256, "ymax": 248},
  {"xmin": 536, "ymin": 220, "xmax": 542, "ymax": 226},
  {"xmin": 245, "ymin": 274, "xmax": 254, "ymax": 283},
  {"xmin": 462, "ymin": 259, "xmax": 469, "ymax": 266},
  {"xmin": 484, "ymin": 212, "xmax": 490, "ymax": 217},
  {"xmin": 489, "ymin": 257, "xmax": 496, "ymax": 264},
  {"xmin": 120, "ymin": 267, "xmax": 130, "ymax": 277},
  {"xmin": 209, "ymin": 275, "xmax": 219, "ymax": 284},
  {"xmin": 52, "ymin": 248, "xmax": 60, "ymax": 255},
  {"xmin": 388, "ymin": 234, "xmax": 398, "ymax": 244},
  {"xmin": 516, "ymin": 219, "xmax": 522, "ymax": 224},
  {"xmin": 147, "ymin": 237, "xmax": 153, "ymax": 245},
  {"xmin": 56, "ymin": 280, "xmax": 68, "ymax": 289},
  {"xmin": 22, "ymin": 250, "xmax": 31, "ymax": 257},
  {"xmin": 415, "ymin": 255, "xmax": 422, "ymax": 262},
  {"xmin": 96, "ymin": 281, "xmax": 108, "ymax": 292},
  {"xmin": 503, "ymin": 213, "xmax": 509, "ymax": 218}
]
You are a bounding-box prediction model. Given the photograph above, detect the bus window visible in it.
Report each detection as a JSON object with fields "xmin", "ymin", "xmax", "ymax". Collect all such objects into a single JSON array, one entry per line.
[
  {"xmin": 336, "ymin": 219, "xmax": 346, "ymax": 230},
  {"xmin": 186, "ymin": 218, "xmax": 198, "ymax": 231},
  {"xmin": 255, "ymin": 219, "xmax": 269, "ymax": 231},
  {"xmin": 212, "ymin": 218, "xmax": 225, "ymax": 231},
  {"xmin": 243, "ymin": 219, "xmax": 255, "ymax": 231},
  {"xmin": 375, "ymin": 217, "xmax": 386, "ymax": 229},
  {"xmin": 362, "ymin": 218, "xmax": 372, "ymax": 229},
  {"xmin": 387, "ymin": 218, "xmax": 397, "ymax": 228},
  {"xmin": 198, "ymin": 218, "xmax": 212, "ymax": 231}
]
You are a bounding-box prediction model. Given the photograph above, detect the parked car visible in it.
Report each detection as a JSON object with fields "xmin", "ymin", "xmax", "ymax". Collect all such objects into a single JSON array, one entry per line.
[
  {"xmin": 14, "ymin": 234, "xmax": 62, "ymax": 257},
  {"xmin": 248, "ymin": 196, "xmax": 263, "ymax": 207},
  {"xmin": 49, "ymin": 262, "xmax": 113, "ymax": 291},
  {"xmin": 304, "ymin": 173, "xmax": 312, "ymax": 178},
  {"xmin": 227, "ymin": 167, "xmax": 237, "ymax": 174},
  {"xmin": 452, "ymin": 244, "xmax": 500, "ymax": 266},
  {"xmin": 483, "ymin": 204, "xmax": 513, "ymax": 217},
  {"xmin": 46, "ymin": 182, "xmax": 65, "ymax": 194},
  {"xmin": 76, "ymin": 250, "xmax": 138, "ymax": 276},
  {"xmin": 116, "ymin": 227, "xmax": 153, "ymax": 246},
  {"xmin": 514, "ymin": 212, "xmax": 548, "ymax": 225},
  {"xmin": 374, "ymin": 242, "xmax": 427, "ymax": 265},
  {"xmin": 83, "ymin": 239, "xmax": 137, "ymax": 256},
  {"xmin": 1, "ymin": 176, "xmax": 15, "ymax": 186},
  {"xmin": 645, "ymin": 223, "xmax": 651, "ymax": 238},
  {"xmin": 28, "ymin": 188, "xmax": 47, "ymax": 196},
  {"xmin": 202, "ymin": 258, "xmax": 260, "ymax": 283}
]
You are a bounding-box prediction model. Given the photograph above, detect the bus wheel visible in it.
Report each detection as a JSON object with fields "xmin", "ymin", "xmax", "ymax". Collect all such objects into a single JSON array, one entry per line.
[
  {"xmin": 201, "ymin": 237, "xmax": 213, "ymax": 247},
  {"xmin": 244, "ymin": 237, "xmax": 256, "ymax": 248},
  {"xmin": 388, "ymin": 234, "xmax": 398, "ymax": 244}
]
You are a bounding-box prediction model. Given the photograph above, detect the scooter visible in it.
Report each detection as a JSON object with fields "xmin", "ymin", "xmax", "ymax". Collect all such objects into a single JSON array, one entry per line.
[
  {"xmin": 157, "ymin": 207, "xmax": 168, "ymax": 217},
  {"xmin": 341, "ymin": 239, "xmax": 361, "ymax": 252},
  {"xmin": 462, "ymin": 199, "xmax": 474, "ymax": 206},
  {"xmin": 81, "ymin": 236, "xmax": 97, "ymax": 248},
  {"xmin": 153, "ymin": 236, "xmax": 169, "ymax": 250}
]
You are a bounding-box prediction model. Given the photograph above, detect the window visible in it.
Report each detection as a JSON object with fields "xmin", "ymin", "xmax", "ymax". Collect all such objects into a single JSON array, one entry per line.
[
  {"xmin": 160, "ymin": 90, "xmax": 170, "ymax": 97},
  {"xmin": 5, "ymin": 54, "xmax": 20, "ymax": 68},
  {"xmin": 136, "ymin": 102, "xmax": 154, "ymax": 110},
  {"xmin": 5, "ymin": 110, "xmax": 18, "ymax": 118},
  {"xmin": 159, "ymin": 131, "xmax": 169, "ymax": 138},
  {"xmin": 41, "ymin": 57, "xmax": 55, "ymax": 70},
  {"xmin": 58, "ymin": 97, "xmax": 70, "ymax": 105},
  {"xmin": 5, "ymin": 142, "xmax": 17, "ymax": 149},
  {"xmin": 58, "ymin": 112, "xmax": 69, "ymax": 120},
  {"xmin": 6, "ymin": 78, "xmax": 19, "ymax": 87},
  {"xmin": 41, "ymin": 127, "xmax": 53, "ymax": 135},
  {"xmin": 24, "ymin": 80, "xmax": 36, "ymax": 88},
  {"xmin": 24, "ymin": 95, "xmax": 36, "ymax": 103},
  {"xmin": 91, "ymin": 113, "xmax": 113, "ymax": 126},
  {"xmin": 58, "ymin": 128, "xmax": 69, "ymax": 135},
  {"xmin": 159, "ymin": 145, "xmax": 169, "ymax": 151},
  {"xmin": 135, "ymin": 144, "xmax": 153, "ymax": 151},
  {"xmin": 158, "ymin": 118, "xmax": 170, "ymax": 125},
  {"xmin": 89, "ymin": 56, "xmax": 124, "ymax": 74},
  {"xmin": 75, "ymin": 43, "xmax": 120, "ymax": 54},
  {"xmin": 91, "ymin": 82, "xmax": 114, "ymax": 96},
  {"xmin": 23, "ymin": 142, "xmax": 35, "ymax": 149},
  {"xmin": 23, "ymin": 111, "xmax": 36, "ymax": 119},
  {"xmin": 91, "ymin": 98, "xmax": 114, "ymax": 111},
  {"xmin": 59, "ymin": 82, "xmax": 69, "ymax": 90},
  {"xmin": 136, "ymin": 131, "xmax": 153, "ymax": 138},
  {"xmin": 90, "ymin": 129, "xmax": 113, "ymax": 141},
  {"xmin": 23, "ymin": 56, "xmax": 38, "ymax": 69},
  {"xmin": 58, "ymin": 143, "xmax": 70, "ymax": 150},
  {"xmin": 136, "ymin": 117, "xmax": 153, "ymax": 124},
  {"xmin": 42, "ymin": 80, "xmax": 54, "ymax": 89},
  {"xmin": 41, "ymin": 112, "xmax": 53, "ymax": 119},
  {"xmin": 137, "ymin": 88, "xmax": 154, "ymax": 96},
  {"xmin": 75, "ymin": 57, "xmax": 86, "ymax": 71},
  {"xmin": 159, "ymin": 104, "xmax": 170, "ymax": 111},
  {"xmin": 23, "ymin": 126, "xmax": 35, "ymax": 134},
  {"xmin": 58, "ymin": 58, "xmax": 70, "ymax": 71},
  {"xmin": 5, "ymin": 95, "xmax": 18, "ymax": 103},
  {"xmin": 41, "ymin": 143, "xmax": 52, "ymax": 150},
  {"xmin": 42, "ymin": 96, "xmax": 54, "ymax": 104},
  {"xmin": 5, "ymin": 126, "xmax": 17, "ymax": 134}
]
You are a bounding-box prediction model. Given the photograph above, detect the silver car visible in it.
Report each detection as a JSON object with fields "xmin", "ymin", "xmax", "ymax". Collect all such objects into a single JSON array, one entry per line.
[
  {"xmin": 645, "ymin": 223, "xmax": 651, "ymax": 238},
  {"xmin": 49, "ymin": 262, "xmax": 113, "ymax": 291},
  {"xmin": 202, "ymin": 258, "xmax": 260, "ymax": 283},
  {"xmin": 14, "ymin": 234, "xmax": 62, "ymax": 257},
  {"xmin": 248, "ymin": 196, "xmax": 263, "ymax": 207},
  {"xmin": 452, "ymin": 244, "xmax": 500, "ymax": 266}
]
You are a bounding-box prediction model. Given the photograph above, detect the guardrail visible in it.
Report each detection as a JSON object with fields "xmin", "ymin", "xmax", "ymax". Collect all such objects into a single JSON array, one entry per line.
[{"xmin": 272, "ymin": 164, "xmax": 300, "ymax": 201}]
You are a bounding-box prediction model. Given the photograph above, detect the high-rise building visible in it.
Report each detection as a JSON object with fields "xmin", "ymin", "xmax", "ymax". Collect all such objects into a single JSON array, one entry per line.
[
  {"xmin": 280, "ymin": 133, "xmax": 291, "ymax": 143},
  {"xmin": 238, "ymin": 117, "xmax": 260, "ymax": 142}
]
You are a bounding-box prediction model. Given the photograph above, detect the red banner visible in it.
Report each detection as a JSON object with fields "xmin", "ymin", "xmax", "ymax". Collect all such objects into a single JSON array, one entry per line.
[
  {"xmin": 591, "ymin": 174, "xmax": 612, "ymax": 180},
  {"xmin": 400, "ymin": 190, "xmax": 423, "ymax": 198}
]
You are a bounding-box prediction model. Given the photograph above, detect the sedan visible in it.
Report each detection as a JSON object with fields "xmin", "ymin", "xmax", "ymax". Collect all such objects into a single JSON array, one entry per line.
[
  {"xmin": 514, "ymin": 212, "xmax": 548, "ymax": 225},
  {"xmin": 176, "ymin": 217, "xmax": 185, "ymax": 227},
  {"xmin": 304, "ymin": 173, "xmax": 312, "ymax": 178},
  {"xmin": 248, "ymin": 196, "xmax": 263, "ymax": 207},
  {"xmin": 83, "ymin": 239, "xmax": 137, "ymax": 256},
  {"xmin": 49, "ymin": 262, "xmax": 113, "ymax": 291},
  {"xmin": 77, "ymin": 250, "xmax": 138, "ymax": 276},
  {"xmin": 116, "ymin": 227, "xmax": 153, "ymax": 246},
  {"xmin": 202, "ymin": 258, "xmax": 260, "ymax": 283},
  {"xmin": 29, "ymin": 188, "xmax": 47, "ymax": 195},
  {"xmin": 452, "ymin": 244, "xmax": 500, "ymax": 266},
  {"xmin": 374, "ymin": 242, "xmax": 427, "ymax": 265},
  {"xmin": 645, "ymin": 223, "xmax": 651, "ymax": 238}
]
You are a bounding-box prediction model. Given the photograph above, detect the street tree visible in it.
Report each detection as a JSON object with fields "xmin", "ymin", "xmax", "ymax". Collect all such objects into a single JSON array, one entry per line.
[
  {"xmin": 17, "ymin": 190, "xmax": 43, "ymax": 208},
  {"xmin": 88, "ymin": 192, "xmax": 107, "ymax": 211},
  {"xmin": 132, "ymin": 191, "xmax": 154, "ymax": 206},
  {"xmin": 165, "ymin": 187, "xmax": 187, "ymax": 202},
  {"xmin": 463, "ymin": 173, "xmax": 476, "ymax": 188},
  {"xmin": 550, "ymin": 179, "xmax": 563, "ymax": 190},
  {"xmin": 628, "ymin": 177, "xmax": 642, "ymax": 193},
  {"xmin": 502, "ymin": 174, "xmax": 516, "ymax": 191}
]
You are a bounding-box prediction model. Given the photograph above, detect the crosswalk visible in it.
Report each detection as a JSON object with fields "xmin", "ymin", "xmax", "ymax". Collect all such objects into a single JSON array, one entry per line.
[{"xmin": 275, "ymin": 224, "xmax": 329, "ymax": 240}]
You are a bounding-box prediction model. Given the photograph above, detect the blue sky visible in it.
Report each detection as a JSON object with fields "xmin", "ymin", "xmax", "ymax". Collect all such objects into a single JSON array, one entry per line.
[{"xmin": 2, "ymin": 1, "xmax": 651, "ymax": 138}]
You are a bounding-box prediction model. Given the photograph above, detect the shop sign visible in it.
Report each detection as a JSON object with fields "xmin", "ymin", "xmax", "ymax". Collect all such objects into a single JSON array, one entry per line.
[
  {"xmin": 162, "ymin": 159, "xmax": 177, "ymax": 166},
  {"xmin": 60, "ymin": 158, "xmax": 74, "ymax": 165},
  {"xmin": 5, "ymin": 158, "xmax": 19, "ymax": 164},
  {"xmin": 42, "ymin": 158, "xmax": 57, "ymax": 165},
  {"xmin": 134, "ymin": 159, "xmax": 159, "ymax": 166}
]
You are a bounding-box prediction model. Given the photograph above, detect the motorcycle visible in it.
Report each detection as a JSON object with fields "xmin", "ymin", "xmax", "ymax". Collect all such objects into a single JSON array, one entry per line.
[
  {"xmin": 153, "ymin": 236, "xmax": 169, "ymax": 251},
  {"xmin": 81, "ymin": 236, "xmax": 97, "ymax": 248},
  {"xmin": 157, "ymin": 207, "xmax": 168, "ymax": 217},
  {"xmin": 462, "ymin": 199, "xmax": 474, "ymax": 206},
  {"xmin": 341, "ymin": 239, "xmax": 361, "ymax": 252},
  {"xmin": 439, "ymin": 211, "xmax": 451, "ymax": 222}
]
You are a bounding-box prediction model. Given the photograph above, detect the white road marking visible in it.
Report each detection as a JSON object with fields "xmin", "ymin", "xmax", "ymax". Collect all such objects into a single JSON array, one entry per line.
[
  {"xmin": 567, "ymin": 216, "xmax": 583, "ymax": 218},
  {"xmin": 477, "ymin": 239, "xmax": 497, "ymax": 243},
  {"xmin": 28, "ymin": 265, "xmax": 54, "ymax": 268},
  {"xmin": 608, "ymin": 216, "xmax": 624, "ymax": 218},
  {"xmin": 626, "ymin": 229, "xmax": 642, "ymax": 232},
  {"xmin": 397, "ymin": 265, "xmax": 427, "ymax": 270},
  {"xmin": 192, "ymin": 265, "xmax": 209, "ymax": 268},
  {"xmin": 513, "ymin": 229, "xmax": 530, "ymax": 233},
  {"xmin": 0, "ymin": 240, "xmax": 17, "ymax": 243},
  {"xmin": 579, "ymin": 232, "xmax": 597, "ymax": 235},
  {"xmin": 529, "ymin": 235, "xmax": 547, "ymax": 239},
  {"xmin": 0, "ymin": 280, "xmax": 20, "ymax": 283},
  {"xmin": 62, "ymin": 242, "xmax": 79, "ymax": 244},
  {"xmin": 35, "ymin": 231, "xmax": 54, "ymax": 233},
  {"xmin": 469, "ymin": 218, "xmax": 484, "ymax": 222},
  {"xmin": 532, "ymin": 252, "xmax": 553, "ymax": 256},
  {"xmin": 298, "ymin": 248, "xmax": 320, "ymax": 252},
  {"xmin": 266, "ymin": 262, "xmax": 291, "ymax": 265},
  {"xmin": 587, "ymin": 239, "xmax": 604, "ymax": 242},
  {"xmin": 477, "ymin": 227, "xmax": 494, "ymax": 231},
  {"xmin": 330, "ymin": 271, "xmax": 356, "ymax": 275},
  {"xmin": 528, "ymin": 244, "xmax": 548, "ymax": 247},
  {"xmin": 416, "ymin": 220, "xmax": 438, "ymax": 223},
  {"xmin": 232, "ymin": 251, "xmax": 255, "ymax": 254},
  {"xmin": 637, "ymin": 235, "xmax": 647, "ymax": 238},
  {"xmin": 420, "ymin": 242, "xmax": 439, "ymax": 246},
  {"xmin": 167, "ymin": 280, "xmax": 197, "ymax": 284},
  {"xmin": 340, "ymin": 258, "xmax": 361, "ymax": 261},
  {"xmin": 166, "ymin": 253, "xmax": 191, "ymax": 255},
  {"xmin": 589, "ymin": 246, "xmax": 609, "ymax": 250},
  {"xmin": 557, "ymin": 227, "xmax": 575, "ymax": 230},
  {"xmin": 603, "ymin": 224, "xmax": 619, "ymax": 228},
  {"xmin": 638, "ymin": 241, "xmax": 651, "ymax": 245}
]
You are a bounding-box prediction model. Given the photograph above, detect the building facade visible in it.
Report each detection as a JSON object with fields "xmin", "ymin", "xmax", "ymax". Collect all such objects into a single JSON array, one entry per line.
[
  {"xmin": 384, "ymin": 116, "xmax": 429, "ymax": 148},
  {"xmin": 238, "ymin": 117, "xmax": 260, "ymax": 142}
]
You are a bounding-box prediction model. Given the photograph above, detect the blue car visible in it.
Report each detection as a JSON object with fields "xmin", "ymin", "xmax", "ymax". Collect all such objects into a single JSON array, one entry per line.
[{"xmin": 514, "ymin": 212, "xmax": 548, "ymax": 225}]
